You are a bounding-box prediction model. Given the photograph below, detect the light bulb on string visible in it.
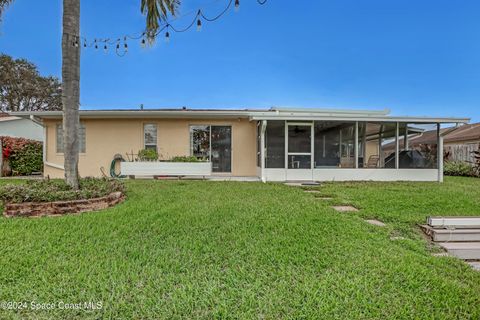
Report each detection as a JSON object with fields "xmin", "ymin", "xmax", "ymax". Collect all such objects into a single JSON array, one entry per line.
[
  {"xmin": 73, "ymin": 36, "xmax": 79, "ymax": 47},
  {"xmin": 141, "ymin": 37, "xmax": 146, "ymax": 48},
  {"xmin": 94, "ymin": 39, "xmax": 98, "ymax": 49},
  {"xmin": 197, "ymin": 18, "xmax": 202, "ymax": 32},
  {"xmin": 124, "ymin": 37, "xmax": 128, "ymax": 52},
  {"xmin": 104, "ymin": 44, "xmax": 108, "ymax": 53},
  {"xmin": 165, "ymin": 31, "xmax": 170, "ymax": 43},
  {"xmin": 234, "ymin": 0, "xmax": 240, "ymax": 12}
]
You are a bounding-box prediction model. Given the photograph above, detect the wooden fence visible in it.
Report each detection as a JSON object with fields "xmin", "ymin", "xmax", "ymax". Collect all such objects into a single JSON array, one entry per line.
[{"xmin": 445, "ymin": 143, "xmax": 479, "ymax": 163}]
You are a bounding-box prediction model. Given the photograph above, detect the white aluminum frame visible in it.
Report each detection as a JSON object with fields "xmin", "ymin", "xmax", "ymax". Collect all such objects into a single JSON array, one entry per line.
[
  {"xmin": 285, "ymin": 122, "xmax": 314, "ymax": 180},
  {"xmin": 261, "ymin": 120, "xmax": 445, "ymax": 182}
]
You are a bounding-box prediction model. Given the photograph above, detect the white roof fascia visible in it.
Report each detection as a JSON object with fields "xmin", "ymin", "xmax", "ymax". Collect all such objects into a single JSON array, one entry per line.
[
  {"xmin": 10, "ymin": 110, "xmax": 259, "ymax": 119},
  {"xmin": 271, "ymin": 107, "xmax": 391, "ymax": 116},
  {"xmin": 249, "ymin": 114, "xmax": 470, "ymax": 124},
  {"xmin": 10, "ymin": 110, "xmax": 470, "ymax": 124}
]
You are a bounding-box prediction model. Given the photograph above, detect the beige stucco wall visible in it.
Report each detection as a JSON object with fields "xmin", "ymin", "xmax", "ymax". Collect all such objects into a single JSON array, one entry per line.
[{"xmin": 44, "ymin": 118, "xmax": 257, "ymax": 178}]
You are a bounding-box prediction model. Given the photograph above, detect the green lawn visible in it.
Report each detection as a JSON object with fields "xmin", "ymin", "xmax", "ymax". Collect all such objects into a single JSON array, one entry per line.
[{"xmin": 1, "ymin": 177, "xmax": 480, "ymax": 319}]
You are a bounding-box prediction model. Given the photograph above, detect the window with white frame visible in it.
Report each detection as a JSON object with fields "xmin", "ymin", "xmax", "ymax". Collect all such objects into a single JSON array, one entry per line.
[
  {"xmin": 143, "ymin": 123, "xmax": 157, "ymax": 151},
  {"xmin": 56, "ymin": 123, "xmax": 86, "ymax": 153}
]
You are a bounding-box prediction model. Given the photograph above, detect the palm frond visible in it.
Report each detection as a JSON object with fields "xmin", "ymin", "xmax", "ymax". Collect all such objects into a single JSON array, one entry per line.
[
  {"xmin": 0, "ymin": 0, "xmax": 13, "ymax": 21},
  {"xmin": 141, "ymin": 0, "xmax": 180, "ymax": 35}
]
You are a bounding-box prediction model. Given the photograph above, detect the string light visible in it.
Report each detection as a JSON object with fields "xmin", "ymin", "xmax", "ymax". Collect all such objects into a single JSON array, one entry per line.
[
  {"xmin": 165, "ymin": 30, "xmax": 170, "ymax": 43},
  {"xmin": 196, "ymin": 18, "xmax": 202, "ymax": 32},
  {"xmin": 72, "ymin": 0, "xmax": 268, "ymax": 56},
  {"xmin": 73, "ymin": 36, "xmax": 79, "ymax": 47}
]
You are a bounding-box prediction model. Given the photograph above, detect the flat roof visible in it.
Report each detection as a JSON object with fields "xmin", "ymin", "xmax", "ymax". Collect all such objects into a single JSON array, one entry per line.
[{"xmin": 10, "ymin": 107, "xmax": 470, "ymax": 124}]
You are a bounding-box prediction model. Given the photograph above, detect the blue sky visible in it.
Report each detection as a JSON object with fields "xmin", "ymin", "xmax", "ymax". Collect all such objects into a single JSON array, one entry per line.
[{"xmin": 0, "ymin": 0, "xmax": 479, "ymax": 121}]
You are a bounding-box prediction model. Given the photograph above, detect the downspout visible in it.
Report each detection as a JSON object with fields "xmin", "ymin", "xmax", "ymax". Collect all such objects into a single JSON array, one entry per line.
[
  {"xmin": 395, "ymin": 122, "xmax": 400, "ymax": 169},
  {"xmin": 260, "ymin": 120, "xmax": 267, "ymax": 183},
  {"xmin": 354, "ymin": 122, "xmax": 359, "ymax": 168}
]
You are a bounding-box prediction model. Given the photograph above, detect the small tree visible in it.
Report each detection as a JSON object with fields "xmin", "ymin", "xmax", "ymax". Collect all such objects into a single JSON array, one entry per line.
[
  {"xmin": 0, "ymin": 54, "xmax": 62, "ymax": 112},
  {"xmin": 2, "ymin": 0, "xmax": 180, "ymax": 189}
]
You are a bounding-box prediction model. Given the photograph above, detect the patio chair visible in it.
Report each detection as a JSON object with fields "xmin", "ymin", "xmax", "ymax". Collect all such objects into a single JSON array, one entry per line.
[{"xmin": 365, "ymin": 155, "xmax": 380, "ymax": 168}]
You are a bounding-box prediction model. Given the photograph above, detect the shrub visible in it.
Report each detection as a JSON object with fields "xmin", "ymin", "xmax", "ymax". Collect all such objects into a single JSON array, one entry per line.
[
  {"xmin": 0, "ymin": 178, "xmax": 125, "ymax": 203},
  {"xmin": 444, "ymin": 161, "xmax": 475, "ymax": 177},
  {"xmin": 1, "ymin": 136, "xmax": 43, "ymax": 175},
  {"xmin": 170, "ymin": 156, "xmax": 201, "ymax": 162},
  {"xmin": 138, "ymin": 149, "xmax": 158, "ymax": 161},
  {"xmin": 9, "ymin": 142, "xmax": 43, "ymax": 175},
  {"xmin": 472, "ymin": 145, "xmax": 480, "ymax": 177}
]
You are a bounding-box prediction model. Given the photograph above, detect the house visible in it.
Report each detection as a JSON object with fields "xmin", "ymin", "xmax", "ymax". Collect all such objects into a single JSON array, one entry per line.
[
  {"xmin": 443, "ymin": 123, "xmax": 480, "ymax": 163},
  {"xmin": 0, "ymin": 113, "xmax": 43, "ymax": 141},
  {"xmin": 383, "ymin": 122, "xmax": 480, "ymax": 164},
  {"xmin": 12, "ymin": 108, "xmax": 469, "ymax": 182}
]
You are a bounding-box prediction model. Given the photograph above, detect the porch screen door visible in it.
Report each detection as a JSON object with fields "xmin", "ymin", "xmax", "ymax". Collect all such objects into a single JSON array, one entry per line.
[{"xmin": 287, "ymin": 124, "xmax": 312, "ymax": 169}]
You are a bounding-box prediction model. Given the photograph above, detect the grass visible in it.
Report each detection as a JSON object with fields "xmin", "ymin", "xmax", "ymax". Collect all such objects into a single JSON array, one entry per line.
[{"xmin": 0, "ymin": 177, "xmax": 479, "ymax": 319}]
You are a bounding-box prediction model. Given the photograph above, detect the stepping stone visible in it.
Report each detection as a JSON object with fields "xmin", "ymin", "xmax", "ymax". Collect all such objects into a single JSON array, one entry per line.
[
  {"xmin": 365, "ymin": 219, "xmax": 386, "ymax": 227},
  {"xmin": 284, "ymin": 182, "xmax": 304, "ymax": 187},
  {"xmin": 304, "ymin": 190, "xmax": 320, "ymax": 193},
  {"xmin": 467, "ymin": 261, "xmax": 480, "ymax": 271},
  {"xmin": 390, "ymin": 236, "xmax": 406, "ymax": 241},
  {"xmin": 332, "ymin": 206, "xmax": 358, "ymax": 212},
  {"xmin": 302, "ymin": 182, "xmax": 321, "ymax": 186},
  {"xmin": 316, "ymin": 197, "xmax": 333, "ymax": 201}
]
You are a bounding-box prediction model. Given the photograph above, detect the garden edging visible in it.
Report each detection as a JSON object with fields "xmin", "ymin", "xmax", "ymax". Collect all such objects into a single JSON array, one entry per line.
[{"xmin": 3, "ymin": 191, "xmax": 125, "ymax": 218}]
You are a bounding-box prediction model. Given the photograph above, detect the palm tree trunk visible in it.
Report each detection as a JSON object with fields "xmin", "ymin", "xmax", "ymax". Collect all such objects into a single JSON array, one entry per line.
[{"xmin": 61, "ymin": 0, "xmax": 80, "ymax": 189}]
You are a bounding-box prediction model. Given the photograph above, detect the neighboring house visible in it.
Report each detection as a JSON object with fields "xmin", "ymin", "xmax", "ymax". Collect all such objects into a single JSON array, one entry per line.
[
  {"xmin": 12, "ymin": 108, "xmax": 469, "ymax": 182},
  {"xmin": 384, "ymin": 123, "xmax": 480, "ymax": 164},
  {"xmin": 0, "ymin": 113, "xmax": 43, "ymax": 141},
  {"xmin": 443, "ymin": 123, "xmax": 480, "ymax": 163}
]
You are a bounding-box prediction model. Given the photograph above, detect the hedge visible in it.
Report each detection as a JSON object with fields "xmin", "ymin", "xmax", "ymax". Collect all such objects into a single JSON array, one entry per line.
[
  {"xmin": 1, "ymin": 136, "xmax": 43, "ymax": 175},
  {"xmin": 443, "ymin": 161, "xmax": 476, "ymax": 177},
  {"xmin": 0, "ymin": 178, "xmax": 125, "ymax": 203}
]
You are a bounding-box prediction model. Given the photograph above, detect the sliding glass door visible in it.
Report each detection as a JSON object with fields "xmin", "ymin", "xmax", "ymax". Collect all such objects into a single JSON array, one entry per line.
[
  {"xmin": 190, "ymin": 125, "xmax": 232, "ymax": 173},
  {"xmin": 211, "ymin": 126, "xmax": 232, "ymax": 173}
]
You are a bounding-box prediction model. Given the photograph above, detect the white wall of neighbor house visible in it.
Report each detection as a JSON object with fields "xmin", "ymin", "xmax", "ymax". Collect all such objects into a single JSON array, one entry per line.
[{"xmin": 0, "ymin": 118, "xmax": 43, "ymax": 141}]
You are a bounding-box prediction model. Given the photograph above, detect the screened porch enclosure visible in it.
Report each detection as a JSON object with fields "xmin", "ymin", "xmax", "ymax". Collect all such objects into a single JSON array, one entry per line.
[{"xmin": 258, "ymin": 120, "xmax": 442, "ymax": 181}]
